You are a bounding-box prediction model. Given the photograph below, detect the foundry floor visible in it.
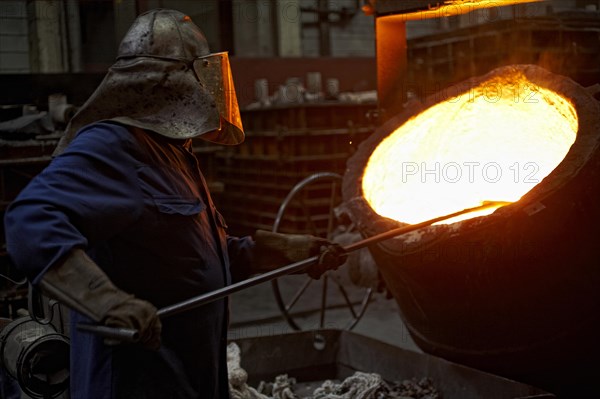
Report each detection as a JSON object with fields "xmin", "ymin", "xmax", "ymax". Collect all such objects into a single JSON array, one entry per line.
[
  {"xmin": 18, "ymin": 272, "xmax": 571, "ymax": 399},
  {"xmin": 16, "ymin": 277, "xmax": 414, "ymax": 399},
  {"xmin": 228, "ymin": 273, "xmax": 420, "ymax": 352}
]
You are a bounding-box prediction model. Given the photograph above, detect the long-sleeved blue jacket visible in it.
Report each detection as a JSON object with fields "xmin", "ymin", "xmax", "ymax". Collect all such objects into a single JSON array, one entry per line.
[{"xmin": 4, "ymin": 122, "xmax": 254, "ymax": 398}]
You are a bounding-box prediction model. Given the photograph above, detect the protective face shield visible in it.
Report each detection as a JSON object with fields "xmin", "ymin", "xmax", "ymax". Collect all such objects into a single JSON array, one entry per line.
[
  {"xmin": 116, "ymin": 9, "xmax": 244, "ymax": 144},
  {"xmin": 191, "ymin": 52, "xmax": 244, "ymax": 145}
]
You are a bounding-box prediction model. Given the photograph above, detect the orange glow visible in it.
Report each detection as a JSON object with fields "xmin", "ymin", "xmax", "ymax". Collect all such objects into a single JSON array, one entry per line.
[
  {"xmin": 362, "ymin": 70, "xmax": 578, "ymax": 224},
  {"xmin": 384, "ymin": 0, "xmax": 544, "ymax": 21}
]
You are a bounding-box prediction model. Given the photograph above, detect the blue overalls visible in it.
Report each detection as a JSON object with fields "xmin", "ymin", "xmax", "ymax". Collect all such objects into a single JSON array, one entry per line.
[{"xmin": 4, "ymin": 122, "xmax": 254, "ymax": 398}]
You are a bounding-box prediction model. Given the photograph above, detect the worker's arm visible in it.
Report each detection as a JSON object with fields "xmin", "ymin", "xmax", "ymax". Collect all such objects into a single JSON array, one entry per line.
[
  {"xmin": 40, "ymin": 248, "xmax": 161, "ymax": 348},
  {"xmin": 252, "ymin": 230, "xmax": 347, "ymax": 279},
  {"xmin": 4, "ymin": 122, "xmax": 160, "ymax": 347},
  {"xmin": 226, "ymin": 231, "xmax": 347, "ymax": 281}
]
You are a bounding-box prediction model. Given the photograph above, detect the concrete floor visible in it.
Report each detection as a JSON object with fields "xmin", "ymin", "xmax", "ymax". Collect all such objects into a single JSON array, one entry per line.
[{"xmin": 228, "ymin": 272, "xmax": 420, "ymax": 352}]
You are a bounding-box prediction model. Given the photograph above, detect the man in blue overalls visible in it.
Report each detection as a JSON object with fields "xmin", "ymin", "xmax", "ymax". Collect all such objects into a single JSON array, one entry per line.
[{"xmin": 4, "ymin": 9, "xmax": 344, "ymax": 399}]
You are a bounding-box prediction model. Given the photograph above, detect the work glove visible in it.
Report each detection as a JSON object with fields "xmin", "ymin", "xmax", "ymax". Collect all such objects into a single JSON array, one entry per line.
[
  {"xmin": 39, "ymin": 248, "xmax": 161, "ymax": 350},
  {"xmin": 253, "ymin": 230, "xmax": 348, "ymax": 279}
]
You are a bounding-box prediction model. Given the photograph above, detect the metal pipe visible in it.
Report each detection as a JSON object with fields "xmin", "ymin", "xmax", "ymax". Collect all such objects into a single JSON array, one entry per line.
[
  {"xmin": 77, "ymin": 324, "xmax": 140, "ymax": 342},
  {"xmin": 77, "ymin": 201, "xmax": 510, "ymax": 342}
]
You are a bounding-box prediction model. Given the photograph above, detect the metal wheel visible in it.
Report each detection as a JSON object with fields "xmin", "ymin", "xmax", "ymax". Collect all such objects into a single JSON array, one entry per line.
[{"xmin": 271, "ymin": 172, "xmax": 372, "ymax": 331}]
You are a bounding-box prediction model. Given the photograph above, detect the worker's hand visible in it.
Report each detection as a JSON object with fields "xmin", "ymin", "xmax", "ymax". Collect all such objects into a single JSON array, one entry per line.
[
  {"xmin": 104, "ymin": 298, "xmax": 162, "ymax": 350},
  {"xmin": 305, "ymin": 242, "xmax": 348, "ymax": 280},
  {"xmin": 253, "ymin": 230, "xmax": 348, "ymax": 278},
  {"xmin": 39, "ymin": 248, "xmax": 162, "ymax": 350}
]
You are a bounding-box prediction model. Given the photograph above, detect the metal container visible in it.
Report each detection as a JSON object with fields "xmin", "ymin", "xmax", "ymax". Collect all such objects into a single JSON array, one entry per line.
[
  {"xmin": 235, "ymin": 329, "xmax": 554, "ymax": 398},
  {"xmin": 0, "ymin": 317, "xmax": 69, "ymax": 398},
  {"xmin": 342, "ymin": 64, "xmax": 600, "ymax": 396}
]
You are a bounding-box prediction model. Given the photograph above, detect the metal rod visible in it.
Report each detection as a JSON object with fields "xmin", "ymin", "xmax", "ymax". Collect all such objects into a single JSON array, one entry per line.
[
  {"xmin": 77, "ymin": 324, "xmax": 140, "ymax": 342},
  {"xmin": 78, "ymin": 201, "xmax": 508, "ymax": 342},
  {"xmin": 157, "ymin": 256, "xmax": 321, "ymax": 319},
  {"xmin": 343, "ymin": 201, "xmax": 510, "ymax": 253}
]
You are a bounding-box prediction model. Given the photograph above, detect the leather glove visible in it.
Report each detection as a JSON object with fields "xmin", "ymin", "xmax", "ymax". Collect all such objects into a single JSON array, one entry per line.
[
  {"xmin": 253, "ymin": 230, "xmax": 348, "ymax": 279},
  {"xmin": 39, "ymin": 248, "xmax": 161, "ymax": 350}
]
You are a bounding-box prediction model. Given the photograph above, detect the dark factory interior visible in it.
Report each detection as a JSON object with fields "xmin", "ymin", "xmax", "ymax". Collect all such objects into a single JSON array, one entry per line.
[{"xmin": 1, "ymin": 1, "xmax": 599, "ymax": 398}]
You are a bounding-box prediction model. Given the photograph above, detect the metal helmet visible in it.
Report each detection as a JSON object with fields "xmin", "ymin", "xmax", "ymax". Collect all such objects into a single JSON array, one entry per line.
[
  {"xmin": 55, "ymin": 9, "xmax": 243, "ymax": 155},
  {"xmin": 118, "ymin": 9, "xmax": 210, "ymax": 61}
]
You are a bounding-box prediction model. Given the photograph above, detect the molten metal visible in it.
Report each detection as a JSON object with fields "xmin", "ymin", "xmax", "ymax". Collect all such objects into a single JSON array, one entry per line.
[
  {"xmin": 362, "ymin": 70, "xmax": 578, "ymax": 224},
  {"xmin": 400, "ymin": 1, "xmax": 544, "ymax": 20}
]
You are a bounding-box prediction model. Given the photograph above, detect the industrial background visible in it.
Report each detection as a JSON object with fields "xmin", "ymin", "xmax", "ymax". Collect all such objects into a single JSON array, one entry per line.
[{"xmin": 1, "ymin": 0, "xmax": 600, "ymax": 398}]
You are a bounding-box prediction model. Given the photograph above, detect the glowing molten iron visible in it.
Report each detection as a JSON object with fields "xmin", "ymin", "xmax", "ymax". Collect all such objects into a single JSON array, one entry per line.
[{"xmin": 363, "ymin": 71, "xmax": 579, "ymax": 224}]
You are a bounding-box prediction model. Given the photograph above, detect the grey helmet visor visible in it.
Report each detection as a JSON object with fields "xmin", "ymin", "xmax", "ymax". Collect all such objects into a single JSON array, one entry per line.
[{"xmin": 191, "ymin": 52, "xmax": 243, "ymax": 145}]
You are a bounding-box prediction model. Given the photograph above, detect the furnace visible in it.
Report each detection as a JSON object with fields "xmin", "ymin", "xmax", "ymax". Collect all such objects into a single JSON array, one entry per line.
[
  {"xmin": 342, "ymin": 62, "xmax": 600, "ymax": 397},
  {"xmin": 339, "ymin": 1, "xmax": 600, "ymax": 395}
]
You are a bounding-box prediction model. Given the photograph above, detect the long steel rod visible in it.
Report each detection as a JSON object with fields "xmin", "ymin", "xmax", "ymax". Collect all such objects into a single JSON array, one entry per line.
[{"xmin": 78, "ymin": 201, "xmax": 508, "ymax": 342}]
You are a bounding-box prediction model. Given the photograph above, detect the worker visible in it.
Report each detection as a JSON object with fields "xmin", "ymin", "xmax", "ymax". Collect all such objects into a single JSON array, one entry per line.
[{"xmin": 3, "ymin": 9, "xmax": 346, "ymax": 399}]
